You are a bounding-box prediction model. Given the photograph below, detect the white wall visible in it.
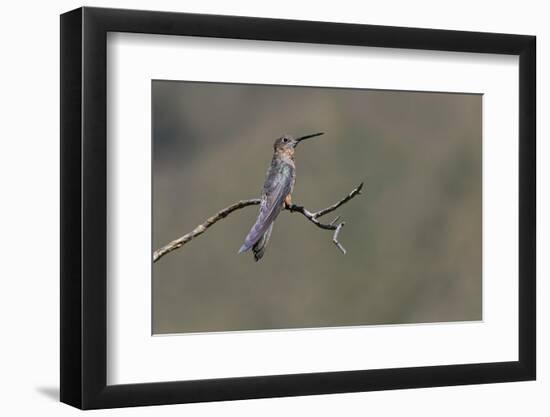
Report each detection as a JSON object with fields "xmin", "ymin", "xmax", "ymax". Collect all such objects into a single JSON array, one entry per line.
[{"xmin": 0, "ymin": 0, "xmax": 545, "ymax": 415}]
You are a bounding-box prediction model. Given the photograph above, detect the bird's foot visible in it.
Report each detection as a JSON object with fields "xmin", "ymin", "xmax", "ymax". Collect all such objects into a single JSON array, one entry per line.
[{"xmin": 286, "ymin": 203, "xmax": 301, "ymax": 212}]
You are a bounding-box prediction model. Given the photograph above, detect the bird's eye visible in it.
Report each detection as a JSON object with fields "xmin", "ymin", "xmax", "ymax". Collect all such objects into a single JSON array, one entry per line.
[{"xmin": 282, "ymin": 137, "xmax": 288, "ymax": 143}]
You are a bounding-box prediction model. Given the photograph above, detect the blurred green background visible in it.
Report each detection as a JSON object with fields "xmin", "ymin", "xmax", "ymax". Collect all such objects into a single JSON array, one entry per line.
[{"xmin": 152, "ymin": 80, "xmax": 482, "ymax": 334}]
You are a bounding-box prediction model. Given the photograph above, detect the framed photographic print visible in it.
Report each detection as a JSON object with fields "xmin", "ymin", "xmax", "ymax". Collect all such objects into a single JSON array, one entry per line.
[{"xmin": 60, "ymin": 6, "xmax": 536, "ymax": 409}]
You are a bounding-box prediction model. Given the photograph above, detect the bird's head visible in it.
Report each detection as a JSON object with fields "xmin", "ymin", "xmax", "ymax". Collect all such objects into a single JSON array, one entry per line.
[{"xmin": 273, "ymin": 132, "xmax": 324, "ymax": 154}]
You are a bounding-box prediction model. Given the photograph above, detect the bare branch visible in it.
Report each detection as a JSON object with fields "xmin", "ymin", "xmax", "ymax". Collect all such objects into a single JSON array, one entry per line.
[
  {"xmin": 314, "ymin": 182, "xmax": 363, "ymax": 218},
  {"xmin": 284, "ymin": 182, "xmax": 363, "ymax": 254},
  {"xmin": 153, "ymin": 199, "xmax": 260, "ymax": 263},
  {"xmin": 333, "ymin": 222, "xmax": 346, "ymax": 254},
  {"xmin": 153, "ymin": 183, "xmax": 364, "ymax": 263}
]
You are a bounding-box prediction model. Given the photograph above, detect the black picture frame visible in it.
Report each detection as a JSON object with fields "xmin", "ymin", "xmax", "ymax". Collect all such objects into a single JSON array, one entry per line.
[{"xmin": 60, "ymin": 6, "xmax": 536, "ymax": 410}]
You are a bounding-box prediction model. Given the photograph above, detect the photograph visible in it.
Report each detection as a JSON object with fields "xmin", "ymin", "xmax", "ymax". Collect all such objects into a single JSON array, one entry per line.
[
  {"xmin": 151, "ymin": 80, "xmax": 482, "ymax": 335},
  {"xmin": 56, "ymin": 4, "xmax": 538, "ymax": 412}
]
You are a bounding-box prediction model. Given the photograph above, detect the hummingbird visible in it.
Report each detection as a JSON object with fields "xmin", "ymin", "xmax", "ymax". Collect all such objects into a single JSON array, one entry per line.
[{"xmin": 238, "ymin": 132, "xmax": 325, "ymax": 261}]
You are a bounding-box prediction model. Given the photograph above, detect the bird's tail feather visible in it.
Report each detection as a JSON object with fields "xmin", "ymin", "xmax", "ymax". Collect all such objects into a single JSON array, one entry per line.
[
  {"xmin": 252, "ymin": 223, "xmax": 274, "ymax": 262},
  {"xmin": 239, "ymin": 213, "xmax": 273, "ymax": 254}
]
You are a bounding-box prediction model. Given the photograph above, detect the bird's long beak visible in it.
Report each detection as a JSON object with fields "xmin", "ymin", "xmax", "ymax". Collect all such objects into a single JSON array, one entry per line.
[{"xmin": 295, "ymin": 132, "xmax": 325, "ymax": 143}]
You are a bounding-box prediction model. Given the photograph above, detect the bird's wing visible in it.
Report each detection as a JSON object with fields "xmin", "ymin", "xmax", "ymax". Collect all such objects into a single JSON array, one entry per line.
[{"xmin": 239, "ymin": 164, "xmax": 293, "ymax": 253}]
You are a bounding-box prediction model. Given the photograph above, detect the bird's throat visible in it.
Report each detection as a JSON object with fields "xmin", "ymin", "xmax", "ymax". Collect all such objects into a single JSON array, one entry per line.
[{"xmin": 277, "ymin": 147, "xmax": 295, "ymax": 163}]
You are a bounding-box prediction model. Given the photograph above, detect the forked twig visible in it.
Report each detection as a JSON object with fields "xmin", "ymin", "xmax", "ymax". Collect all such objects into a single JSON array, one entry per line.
[{"xmin": 286, "ymin": 182, "xmax": 363, "ymax": 255}]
